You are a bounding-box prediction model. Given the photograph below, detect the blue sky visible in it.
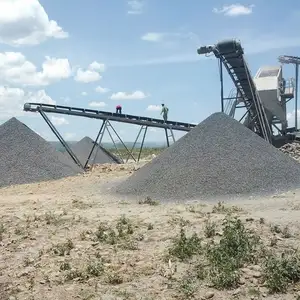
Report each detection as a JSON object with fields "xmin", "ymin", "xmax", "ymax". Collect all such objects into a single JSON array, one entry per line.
[{"xmin": 0, "ymin": 0, "xmax": 300, "ymax": 144}]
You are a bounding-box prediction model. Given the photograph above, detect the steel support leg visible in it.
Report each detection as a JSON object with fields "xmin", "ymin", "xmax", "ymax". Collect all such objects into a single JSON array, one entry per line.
[
  {"xmin": 169, "ymin": 127, "xmax": 175, "ymax": 143},
  {"xmin": 105, "ymin": 123, "xmax": 125, "ymax": 164},
  {"xmin": 295, "ymin": 64, "xmax": 299, "ymax": 130},
  {"xmin": 165, "ymin": 126, "xmax": 176, "ymax": 148},
  {"xmin": 165, "ymin": 128, "xmax": 170, "ymax": 147},
  {"xmin": 137, "ymin": 126, "xmax": 148, "ymax": 162},
  {"xmin": 126, "ymin": 125, "xmax": 144, "ymax": 163},
  {"xmin": 219, "ymin": 58, "xmax": 224, "ymax": 113},
  {"xmin": 38, "ymin": 109, "xmax": 84, "ymax": 169},
  {"xmin": 107, "ymin": 121, "xmax": 136, "ymax": 162},
  {"xmin": 84, "ymin": 119, "xmax": 106, "ymax": 169},
  {"xmin": 90, "ymin": 119, "xmax": 109, "ymax": 167}
]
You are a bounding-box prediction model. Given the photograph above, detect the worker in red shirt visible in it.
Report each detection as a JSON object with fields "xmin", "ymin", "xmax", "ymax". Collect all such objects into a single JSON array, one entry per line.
[{"xmin": 116, "ymin": 104, "xmax": 122, "ymax": 114}]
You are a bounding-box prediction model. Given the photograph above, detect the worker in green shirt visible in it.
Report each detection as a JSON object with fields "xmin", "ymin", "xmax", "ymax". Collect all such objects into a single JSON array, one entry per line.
[{"xmin": 161, "ymin": 103, "xmax": 169, "ymax": 122}]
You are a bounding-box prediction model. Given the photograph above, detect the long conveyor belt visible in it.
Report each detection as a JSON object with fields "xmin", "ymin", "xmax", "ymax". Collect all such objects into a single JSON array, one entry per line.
[{"xmin": 23, "ymin": 103, "xmax": 196, "ymax": 132}]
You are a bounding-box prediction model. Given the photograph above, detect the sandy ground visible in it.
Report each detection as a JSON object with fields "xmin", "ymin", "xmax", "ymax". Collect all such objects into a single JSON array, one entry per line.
[{"xmin": 1, "ymin": 162, "xmax": 300, "ymax": 300}]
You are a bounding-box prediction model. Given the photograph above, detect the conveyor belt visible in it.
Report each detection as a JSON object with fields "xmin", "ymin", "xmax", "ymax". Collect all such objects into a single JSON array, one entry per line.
[
  {"xmin": 198, "ymin": 39, "xmax": 272, "ymax": 143},
  {"xmin": 23, "ymin": 103, "xmax": 196, "ymax": 132}
]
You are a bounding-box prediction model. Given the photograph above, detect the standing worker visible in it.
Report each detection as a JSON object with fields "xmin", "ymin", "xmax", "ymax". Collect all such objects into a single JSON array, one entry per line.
[
  {"xmin": 116, "ymin": 104, "xmax": 122, "ymax": 114},
  {"xmin": 161, "ymin": 103, "xmax": 169, "ymax": 122}
]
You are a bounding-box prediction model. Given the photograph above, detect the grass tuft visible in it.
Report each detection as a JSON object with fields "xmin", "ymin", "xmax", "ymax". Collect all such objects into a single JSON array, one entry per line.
[
  {"xmin": 52, "ymin": 239, "xmax": 74, "ymax": 256},
  {"xmin": 212, "ymin": 201, "xmax": 242, "ymax": 214},
  {"xmin": 86, "ymin": 259, "xmax": 104, "ymax": 277},
  {"xmin": 168, "ymin": 227, "xmax": 202, "ymax": 261},
  {"xmin": 94, "ymin": 216, "xmax": 138, "ymax": 250},
  {"xmin": 263, "ymin": 251, "xmax": 300, "ymax": 293},
  {"xmin": 138, "ymin": 196, "xmax": 160, "ymax": 206},
  {"xmin": 0, "ymin": 223, "xmax": 5, "ymax": 241},
  {"xmin": 204, "ymin": 219, "xmax": 217, "ymax": 238},
  {"xmin": 206, "ymin": 215, "xmax": 260, "ymax": 289}
]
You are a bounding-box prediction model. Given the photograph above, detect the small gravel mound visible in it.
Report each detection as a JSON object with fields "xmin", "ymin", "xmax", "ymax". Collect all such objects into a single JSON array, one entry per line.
[
  {"xmin": 115, "ymin": 112, "xmax": 300, "ymax": 201},
  {"xmin": 71, "ymin": 136, "xmax": 121, "ymax": 166},
  {"xmin": 0, "ymin": 117, "xmax": 83, "ymax": 187}
]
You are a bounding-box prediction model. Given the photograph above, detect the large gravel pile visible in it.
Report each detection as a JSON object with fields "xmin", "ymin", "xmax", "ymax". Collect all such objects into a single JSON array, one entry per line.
[
  {"xmin": 280, "ymin": 143, "xmax": 300, "ymax": 161},
  {"xmin": 0, "ymin": 118, "xmax": 83, "ymax": 187},
  {"xmin": 115, "ymin": 112, "xmax": 300, "ymax": 201},
  {"xmin": 71, "ymin": 136, "xmax": 121, "ymax": 166}
]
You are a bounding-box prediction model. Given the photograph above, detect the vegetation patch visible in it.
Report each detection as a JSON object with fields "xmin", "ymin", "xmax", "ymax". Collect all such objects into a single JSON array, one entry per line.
[{"xmin": 167, "ymin": 226, "xmax": 202, "ymax": 261}]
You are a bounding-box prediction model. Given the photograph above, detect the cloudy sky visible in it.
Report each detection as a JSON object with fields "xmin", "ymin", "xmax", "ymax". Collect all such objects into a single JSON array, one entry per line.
[{"xmin": 0, "ymin": 0, "xmax": 299, "ymax": 143}]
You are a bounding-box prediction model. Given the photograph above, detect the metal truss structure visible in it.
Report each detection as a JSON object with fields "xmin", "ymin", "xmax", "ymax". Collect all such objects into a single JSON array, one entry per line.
[{"xmin": 24, "ymin": 103, "xmax": 196, "ymax": 170}]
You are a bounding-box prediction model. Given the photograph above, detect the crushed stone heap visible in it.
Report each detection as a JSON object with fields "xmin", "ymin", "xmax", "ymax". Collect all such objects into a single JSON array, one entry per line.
[
  {"xmin": 115, "ymin": 112, "xmax": 300, "ymax": 201},
  {"xmin": 71, "ymin": 136, "xmax": 121, "ymax": 166},
  {"xmin": 0, "ymin": 118, "xmax": 83, "ymax": 187},
  {"xmin": 280, "ymin": 142, "xmax": 300, "ymax": 162}
]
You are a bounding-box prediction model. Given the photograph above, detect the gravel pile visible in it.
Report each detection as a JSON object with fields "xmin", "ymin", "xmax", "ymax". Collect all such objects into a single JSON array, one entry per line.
[
  {"xmin": 115, "ymin": 112, "xmax": 300, "ymax": 201},
  {"xmin": 71, "ymin": 136, "xmax": 121, "ymax": 166},
  {"xmin": 0, "ymin": 118, "xmax": 83, "ymax": 187},
  {"xmin": 280, "ymin": 143, "xmax": 300, "ymax": 161}
]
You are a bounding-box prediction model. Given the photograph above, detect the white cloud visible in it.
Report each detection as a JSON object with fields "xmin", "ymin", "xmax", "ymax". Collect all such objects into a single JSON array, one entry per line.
[
  {"xmin": 0, "ymin": 0, "xmax": 68, "ymax": 46},
  {"xmin": 287, "ymin": 109, "xmax": 300, "ymax": 127},
  {"xmin": 28, "ymin": 89, "xmax": 55, "ymax": 104},
  {"xmin": 89, "ymin": 61, "xmax": 106, "ymax": 72},
  {"xmin": 88, "ymin": 101, "xmax": 107, "ymax": 108},
  {"xmin": 147, "ymin": 104, "xmax": 160, "ymax": 111},
  {"xmin": 110, "ymin": 90, "xmax": 148, "ymax": 100},
  {"xmin": 51, "ymin": 116, "xmax": 69, "ymax": 126},
  {"xmin": 41, "ymin": 57, "xmax": 71, "ymax": 81},
  {"xmin": 74, "ymin": 61, "xmax": 105, "ymax": 83},
  {"xmin": 81, "ymin": 92, "xmax": 87, "ymax": 96},
  {"xmin": 74, "ymin": 69, "xmax": 101, "ymax": 83},
  {"xmin": 0, "ymin": 52, "xmax": 71, "ymax": 86},
  {"xmin": 213, "ymin": 4, "xmax": 254, "ymax": 16},
  {"xmin": 0, "ymin": 86, "xmax": 55, "ymax": 117},
  {"xmin": 287, "ymin": 111, "xmax": 295, "ymax": 120},
  {"xmin": 127, "ymin": 0, "xmax": 144, "ymax": 14},
  {"xmin": 95, "ymin": 86, "xmax": 110, "ymax": 93},
  {"xmin": 141, "ymin": 31, "xmax": 199, "ymax": 44},
  {"xmin": 141, "ymin": 32, "xmax": 165, "ymax": 42}
]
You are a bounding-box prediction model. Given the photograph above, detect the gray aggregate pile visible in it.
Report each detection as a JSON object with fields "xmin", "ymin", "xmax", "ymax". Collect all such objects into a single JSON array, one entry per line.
[
  {"xmin": 115, "ymin": 112, "xmax": 300, "ymax": 201},
  {"xmin": 0, "ymin": 117, "xmax": 83, "ymax": 187},
  {"xmin": 71, "ymin": 136, "xmax": 121, "ymax": 166}
]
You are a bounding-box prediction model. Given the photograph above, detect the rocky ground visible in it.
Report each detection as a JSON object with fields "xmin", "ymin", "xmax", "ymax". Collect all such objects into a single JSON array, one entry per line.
[
  {"xmin": 1, "ymin": 162, "xmax": 300, "ymax": 299},
  {"xmin": 280, "ymin": 142, "xmax": 300, "ymax": 161}
]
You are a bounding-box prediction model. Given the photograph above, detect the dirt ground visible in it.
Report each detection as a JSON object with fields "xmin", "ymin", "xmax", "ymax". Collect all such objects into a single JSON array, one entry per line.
[{"xmin": 1, "ymin": 162, "xmax": 300, "ymax": 300}]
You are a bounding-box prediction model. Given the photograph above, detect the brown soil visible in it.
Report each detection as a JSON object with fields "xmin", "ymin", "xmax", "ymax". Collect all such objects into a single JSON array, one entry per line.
[{"xmin": 1, "ymin": 162, "xmax": 300, "ymax": 300}]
